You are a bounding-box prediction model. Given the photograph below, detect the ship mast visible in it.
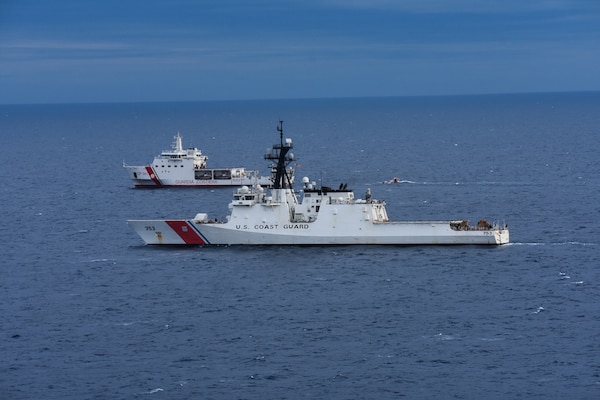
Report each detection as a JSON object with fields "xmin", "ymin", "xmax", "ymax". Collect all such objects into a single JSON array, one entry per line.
[{"xmin": 265, "ymin": 120, "xmax": 294, "ymax": 189}]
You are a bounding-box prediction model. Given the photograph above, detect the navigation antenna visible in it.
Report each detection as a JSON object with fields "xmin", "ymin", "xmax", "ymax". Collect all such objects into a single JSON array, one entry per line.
[
  {"xmin": 277, "ymin": 119, "xmax": 283, "ymax": 144},
  {"xmin": 265, "ymin": 120, "xmax": 295, "ymax": 189}
]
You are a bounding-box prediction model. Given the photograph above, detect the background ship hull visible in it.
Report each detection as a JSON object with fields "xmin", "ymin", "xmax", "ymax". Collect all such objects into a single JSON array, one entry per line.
[
  {"xmin": 124, "ymin": 165, "xmax": 272, "ymax": 187},
  {"xmin": 130, "ymin": 179, "xmax": 272, "ymax": 187}
]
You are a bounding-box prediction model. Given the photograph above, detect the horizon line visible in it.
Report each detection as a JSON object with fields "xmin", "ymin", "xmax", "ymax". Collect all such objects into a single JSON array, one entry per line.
[{"xmin": 1, "ymin": 89, "xmax": 598, "ymax": 107}]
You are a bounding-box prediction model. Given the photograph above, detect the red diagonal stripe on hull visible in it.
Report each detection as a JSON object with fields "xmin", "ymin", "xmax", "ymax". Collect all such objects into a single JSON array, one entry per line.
[
  {"xmin": 145, "ymin": 166, "xmax": 162, "ymax": 186},
  {"xmin": 165, "ymin": 221, "xmax": 206, "ymax": 244}
]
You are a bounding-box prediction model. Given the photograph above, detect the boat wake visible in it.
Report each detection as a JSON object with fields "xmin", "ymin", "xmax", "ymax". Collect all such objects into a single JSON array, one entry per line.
[
  {"xmin": 377, "ymin": 180, "xmax": 540, "ymax": 187},
  {"xmin": 509, "ymin": 241, "xmax": 597, "ymax": 247}
]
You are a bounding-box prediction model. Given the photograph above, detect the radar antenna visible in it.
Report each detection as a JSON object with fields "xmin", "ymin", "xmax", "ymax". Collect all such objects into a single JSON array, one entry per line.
[{"xmin": 265, "ymin": 120, "xmax": 295, "ymax": 189}]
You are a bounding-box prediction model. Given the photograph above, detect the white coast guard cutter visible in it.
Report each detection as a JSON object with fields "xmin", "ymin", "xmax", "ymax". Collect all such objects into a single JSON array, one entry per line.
[
  {"xmin": 123, "ymin": 132, "xmax": 273, "ymax": 187},
  {"xmin": 128, "ymin": 122, "xmax": 509, "ymax": 245}
]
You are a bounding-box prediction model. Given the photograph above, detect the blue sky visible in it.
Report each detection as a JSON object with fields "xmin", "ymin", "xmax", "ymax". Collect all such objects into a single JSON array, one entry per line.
[{"xmin": 1, "ymin": 0, "xmax": 599, "ymax": 104}]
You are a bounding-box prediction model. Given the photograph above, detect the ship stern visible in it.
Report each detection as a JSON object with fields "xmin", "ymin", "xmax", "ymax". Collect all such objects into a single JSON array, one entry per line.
[{"xmin": 495, "ymin": 228, "xmax": 510, "ymax": 245}]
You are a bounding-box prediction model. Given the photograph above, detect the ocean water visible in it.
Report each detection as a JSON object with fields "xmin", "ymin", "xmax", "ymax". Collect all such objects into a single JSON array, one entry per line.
[{"xmin": 1, "ymin": 93, "xmax": 599, "ymax": 399}]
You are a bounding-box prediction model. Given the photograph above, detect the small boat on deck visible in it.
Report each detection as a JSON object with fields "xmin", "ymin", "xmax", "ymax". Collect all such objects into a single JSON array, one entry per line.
[{"xmin": 128, "ymin": 122, "xmax": 509, "ymax": 246}]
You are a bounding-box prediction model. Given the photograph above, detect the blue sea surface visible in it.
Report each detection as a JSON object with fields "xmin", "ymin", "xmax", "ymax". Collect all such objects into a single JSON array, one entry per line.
[{"xmin": 1, "ymin": 93, "xmax": 599, "ymax": 399}]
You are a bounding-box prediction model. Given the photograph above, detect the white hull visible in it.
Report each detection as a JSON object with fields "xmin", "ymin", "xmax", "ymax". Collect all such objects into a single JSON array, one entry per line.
[
  {"xmin": 124, "ymin": 164, "xmax": 272, "ymax": 187},
  {"xmin": 128, "ymin": 218, "xmax": 509, "ymax": 245}
]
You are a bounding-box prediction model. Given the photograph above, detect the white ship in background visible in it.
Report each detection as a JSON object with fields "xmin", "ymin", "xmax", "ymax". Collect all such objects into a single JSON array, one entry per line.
[
  {"xmin": 123, "ymin": 132, "xmax": 274, "ymax": 187},
  {"xmin": 128, "ymin": 122, "xmax": 509, "ymax": 246}
]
